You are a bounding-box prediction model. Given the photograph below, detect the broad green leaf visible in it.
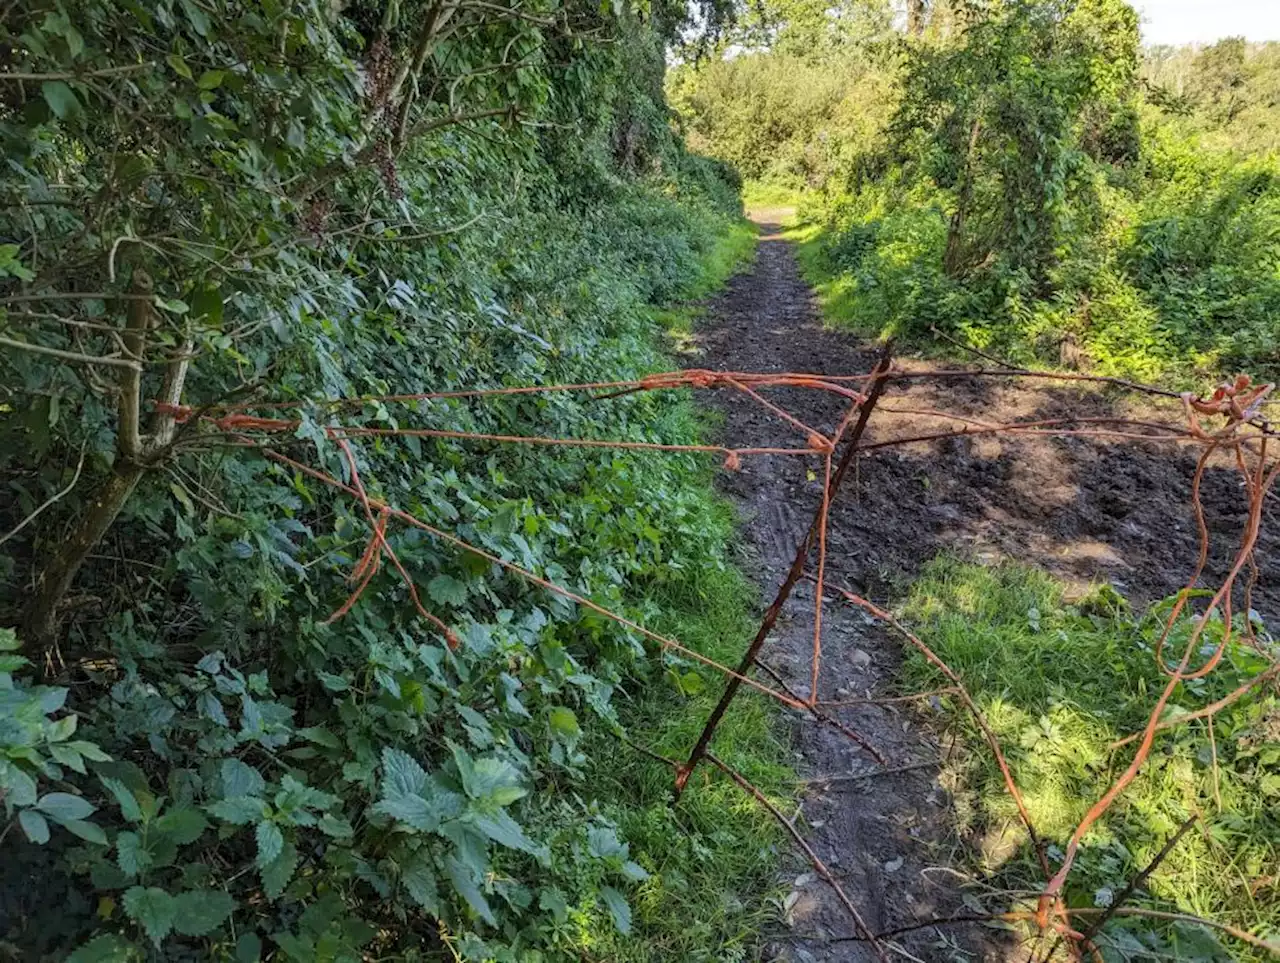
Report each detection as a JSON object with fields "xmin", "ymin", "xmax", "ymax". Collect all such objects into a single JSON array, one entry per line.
[
  {"xmin": 260, "ymin": 839, "xmax": 297, "ymax": 899},
  {"xmin": 171, "ymin": 889, "xmax": 235, "ymax": 936},
  {"xmin": 255, "ymin": 821, "xmax": 284, "ymax": 868},
  {"xmin": 41, "ymin": 80, "xmax": 81, "ymax": 119},
  {"xmin": 166, "ymin": 53, "xmax": 193, "ymax": 79},
  {"xmin": 402, "ymin": 858, "xmax": 439, "ymax": 915},
  {"xmin": 123, "ymin": 886, "xmax": 175, "ymax": 946},
  {"xmin": 599, "ymin": 886, "xmax": 631, "ymax": 935},
  {"xmin": 381, "ymin": 747, "xmax": 429, "ymax": 797},
  {"xmin": 445, "ymin": 856, "xmax": 496, "ymax": 926},
  {"xmin": 69, "ymin": 740, "xmax": 111, "ymax": 762},
  {"xmin": 49, "ymin": 743, "xmax": 86, "ymax": 773},
  {"xmin": 220, "ymin": 758, "xmax": 265, "ymax": 798},
  {"xmin": 460, "ymin": 756, "xmax": 525, "ymax": 806},
  {"xmin": 471, "ymin": 809, "xmax": 536, "ymax": 854},
  {"xmin": 19, "ymin": 809, "xmax": 50, "ymax": 844},
  {"xmin": 0, "ymin": 654, "xmax": 28, "ymax": 672},
  {"xmin": 208, "ymin": 796, "xmax": 267, "ymax": 825},
  {"xmin": 63, "ymin": 819, "xmax": 108, "ymax": 845},
  {"xmin": 0, "ymin": 628, "xmax": 18, "ymax": 651},
  {"xmin": 117, "ymin": 831, "xmax": 151, "ymax": 875},
  {"xmin": 157, "ymin": 807, "xmax": 207, "ymax": 844},
  {"xmin": 102, "ymin": 777, "xmax": 143, "ymax": 822},
  {"xmin": 426, "ymin": 574, "xmax": 468, "ymax": 606},
  {"xmin": 66, "ymin": 934, "xmax": 138, "ymax": 963},
  {"xmin": 36, "ymin": 791, "xmax": 95, "ymax": 823},
  {"xmin": 548, "ymin": 706, "xmax": 579, "ymax": 737},
  {"xmin": 0, "ymin": 765, "xmax": 37, "ymax": 807},
  {"xmin": 47, "ymin": 714, "xmax": 77, "ymax": 741},
  {"xmin": 197, "ymin": 70, "xmax": 225, "ymax": 90}
]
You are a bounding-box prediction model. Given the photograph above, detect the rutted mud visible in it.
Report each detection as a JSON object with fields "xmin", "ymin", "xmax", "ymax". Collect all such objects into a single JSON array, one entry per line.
[{"xmin": 683, "ymin": 217, "xmax": 1280, "ymax": 962}]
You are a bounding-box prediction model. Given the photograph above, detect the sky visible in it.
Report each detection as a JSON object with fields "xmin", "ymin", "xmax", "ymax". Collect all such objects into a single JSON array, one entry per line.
[{"xmin": 1135, "ymin": 0, "xmax": 1280, "ymax": 46}]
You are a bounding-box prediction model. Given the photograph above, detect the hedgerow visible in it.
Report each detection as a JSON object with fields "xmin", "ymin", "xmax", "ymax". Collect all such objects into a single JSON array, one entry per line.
[{"xmin": 0, "ymin": 1, "xmax": 782, "ymax": 959}]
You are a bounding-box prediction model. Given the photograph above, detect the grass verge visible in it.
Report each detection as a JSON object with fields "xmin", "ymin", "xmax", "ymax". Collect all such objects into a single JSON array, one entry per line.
[
  {"xmin": 565, "ymin": 217, "xmax": 794, "ymax": 962},
  {"xmin": 900, "ymin": 556, "xmax": 1279, "ymax": 962}
]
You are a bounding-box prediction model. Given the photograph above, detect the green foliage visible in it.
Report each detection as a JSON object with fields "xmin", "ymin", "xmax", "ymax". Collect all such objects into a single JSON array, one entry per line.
[
  {"xmin": 678, "ymin": 1, "xmax": 1280, "ymax": 383},
  {"xmin": 0, "ymin": 0, "xmax": 784, "ymax": 959},
  {"xmin": 901, "ymin": 558, "xmax": 1280, "ymax": 961}
]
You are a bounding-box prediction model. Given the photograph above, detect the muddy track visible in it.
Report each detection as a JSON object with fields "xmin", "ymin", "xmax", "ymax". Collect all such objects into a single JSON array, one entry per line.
[{"xmin": 684, "ymin": 217, "xmax": 1280, "ymax": 962}]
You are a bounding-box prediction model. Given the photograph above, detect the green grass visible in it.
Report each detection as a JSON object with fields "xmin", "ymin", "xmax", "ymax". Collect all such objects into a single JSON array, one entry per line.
[
  {"xmin": 682, "ymin": 217, "xmax": 759, "ymax": 301},
  {"xmin": 786, "ymin": 220, "xmax": 871, "ymax": 335},
  {"xmin": 742, "ymin": 181, "xmax": 806, "ymax": 213},
  {"xmin": 900, "ymin": 557, "xmax": 1280, "ymax": 961},
  {"xmin": 562, "ymin": 216, "xmax": 790, "ymax": 962}
]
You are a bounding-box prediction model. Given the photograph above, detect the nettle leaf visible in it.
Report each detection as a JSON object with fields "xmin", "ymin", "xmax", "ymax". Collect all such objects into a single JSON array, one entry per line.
[
  {"xmin": 117, "ymin": 831, "xmax": 152, "ymax": 876},
  {"xmin": 260, "ymin": 839, "xmax": 298, "ymax": 899},
  {"xmin": 471, "ymin": 809, "xmax": 537, "ymax": 855},
  {"xmin": 66, "ymin": 934, "xmax": 138, "ymax": 963},
  {"xmin": 171, "ymin": 889, "xmax": 235, "ymax": 936},
  {"xmin": 255, "ymin": 821, "xmax": 284, "ymax": 867},
  {"xmin": 599, "ymin": 886, "xmax": 632, "ymax": 935},
  {"xmin": 382, "ymin": 747, "xmax": 429, "ymax": 797},
  {"xmin": 19, "ymin": 809, "xmax": 50, "ymax": 844},
  {"xmin": 208, "ymin": 796, "xmax": 267, "ymax": 825},
  {"xmin": 220, "ymin": 758, "xmax": 266, "ymax": 798},
  {"xmin": 587, "ymin": 825, "xmax": 627, "ymax": 861},
  {"xmin": 426, "ymin": 574, "xmax": 468, "ymax": 606},
  {"xmin": 157, "ymin": 807, "xmax": 208, "ymax": 844},
  {"xmin": 445, "ymin": 856, "xmax": 496, "ymax": 926},
  {"xmin": 123, "ymin": 886, "xmax": 176, "ymax": 946},
  {"xmin": 459, "ymin": 754, "xmax": 526, "ymax": 806},
  {"xmin": 402, "ymin": 857, "xmax": 439, "ymax": 915}
]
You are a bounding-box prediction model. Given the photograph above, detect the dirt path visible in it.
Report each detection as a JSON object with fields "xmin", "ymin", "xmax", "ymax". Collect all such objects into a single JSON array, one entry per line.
[{"xmin": 684, "ymin": 218, "xmax": 1280, "ymax": 962}]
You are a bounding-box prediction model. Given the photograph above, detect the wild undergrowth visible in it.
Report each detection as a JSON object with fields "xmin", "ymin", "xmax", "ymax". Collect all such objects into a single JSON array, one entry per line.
[
  {"xmin": 900, "ymin": 557, "xmax": 1280, "ymax": 962},
  {"xmin": 0, "ymin": 1, "xmax": 791, "ymax": 959}
]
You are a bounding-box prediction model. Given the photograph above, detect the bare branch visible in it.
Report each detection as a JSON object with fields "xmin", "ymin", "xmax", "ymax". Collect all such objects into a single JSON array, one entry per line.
[
  {"xmin": 0, "ymin": 334, "xmax": 140, "ymax": 370},
  {"xmin": 0, "ymin": 444, "xmax": 87, "ymax": 548}
]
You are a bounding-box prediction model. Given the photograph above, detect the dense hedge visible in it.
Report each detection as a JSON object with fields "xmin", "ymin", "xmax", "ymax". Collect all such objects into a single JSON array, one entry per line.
[{"xmin": 0, "ymin": 2, "xmax": 770, "ymax": 960}]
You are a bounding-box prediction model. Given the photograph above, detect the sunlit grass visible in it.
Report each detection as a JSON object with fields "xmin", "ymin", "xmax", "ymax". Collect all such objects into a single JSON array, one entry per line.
[{"xmin": 900, "ymin": 556, "xmax": 1280, "ymax": 961}]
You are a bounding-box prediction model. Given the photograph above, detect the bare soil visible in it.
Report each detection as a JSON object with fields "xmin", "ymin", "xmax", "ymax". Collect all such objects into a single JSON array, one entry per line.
[{"xmin": 682, "ymin": 219, "xmax": 1280, "ymax": 962}]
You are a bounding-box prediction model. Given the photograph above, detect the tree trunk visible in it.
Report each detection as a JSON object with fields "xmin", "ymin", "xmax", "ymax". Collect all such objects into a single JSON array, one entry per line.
[{"xmin": 23, "ymin": 464, "xmax": 143, "ymax": 648}]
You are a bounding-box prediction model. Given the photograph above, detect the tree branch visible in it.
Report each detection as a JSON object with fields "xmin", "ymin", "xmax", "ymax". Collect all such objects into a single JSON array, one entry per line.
[{"xmin": 0, "ymin": 335, "xmax": 141, "ymax": 370}]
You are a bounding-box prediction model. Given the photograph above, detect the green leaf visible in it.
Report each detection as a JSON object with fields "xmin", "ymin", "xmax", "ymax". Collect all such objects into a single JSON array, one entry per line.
[
  {"xmin": 0, "ymin": 764, "xmax": 38, "ymax": 807},
  {"xmin": 47, "ymin": 714, "xmax": 77, "ymax": 741},
  {"xmin": 171, "ymin": 889, "xmax": 236, "ymax": 936},
  {"xmin": 123, "ymin": 886, "xmax": 176, "ymax": 947},
  {"xmin": 539, "ymin": 886, "xmax": 569, "ymax": 924},
  {"xmin": 41, "ymin": 80, "xmax": 81, "ymax": 120},
  {"xmin": 445, "ymin": 856, "xmax": 496, "ymax": 926},
  {"xmin": 471, "ymin": 809, "xmax": 537, "ymax": 854},
  {"xmin": 460, "ymin": 756, "xmax": 525, "ymax": 806},
  {"xmin": 255, "ymin": 821, "xmax": 283, "ymax": 868},
  {"xmin": 49, "ymin": 743, "xmax": 86, "ymax": 773},
  {"xmin": 599, "ymin": 886, "xmax": 631, "ymax": 935},
  {"xmin": 102, "ymin": 777, "xmax": 143, "ymax": 822},
  {"xmin": 426, "ymin": 574, "xmax": 468, "ymax": 606},
  {"xmin": 69, "ymin": 740, "xmax": 111, "ymax": 762},
  {"xmin": 36, "ymin": 791, "xmax": 95, "ymax": 823},
  {"xmin": 220, "ymin": 758, "xmax": 265, "ymax": 798},
  {"xmin": 63, "ymin": 819, "xmax": 108, "ymax": 845},
  {"xmin": 402, "ymin": 858, "xmax": 439, "ymax": 915},
  {"xmin": 157, "ymin": 807, "xmax": 208, "ymax": 845},
  {"xmin": 297, "ymin": 726, "xmax": 341, "ymax": 749},
  {"xmin": 0, "ymin": 654, "xmax": 29, "ymax": 672},
  {"xmin": 0, "ymin": 627, "xmax": 19, "ymax": 651},
  {"xmin": 620, "ymin": 860, "xmax": 650, "ymax": 882},
  {"xmin": 66, "ymin": 934, "xmax": 138, "ymax": 963},
  {"xmin": 548, "ymin": 706, "xmax": 579, "ymax": 737},
  {"xmin": 117, "ymin": 831, "xmax": 151, "ymax": 875},
  {"xmin": 208, "ymin": 796, "xmax": 267, "ymax": 825},
  {"xmin": 382, "ymin": 747, "xmax": 429, "ymax": 797},
  {"xmin": 317, "ymin": 813, "xmax": 353, "ymax": 838},
  {"xmin": 260, "ymin": 839, "xmax": 297, "ymax": 899},
  {"xmin": 19, "ymin": 809, "xmax": 50, "ymax": 844},
  {"xmin": 166, "ymin": 53, "xmax": 193, "ymax": 79},
  {"xmin": 197, "ymin": 70, "xmax": 225, "ymax": 90},
  {"xmin": 234, "ymin": 932, "xmax": 262, "ymax": 963}
]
